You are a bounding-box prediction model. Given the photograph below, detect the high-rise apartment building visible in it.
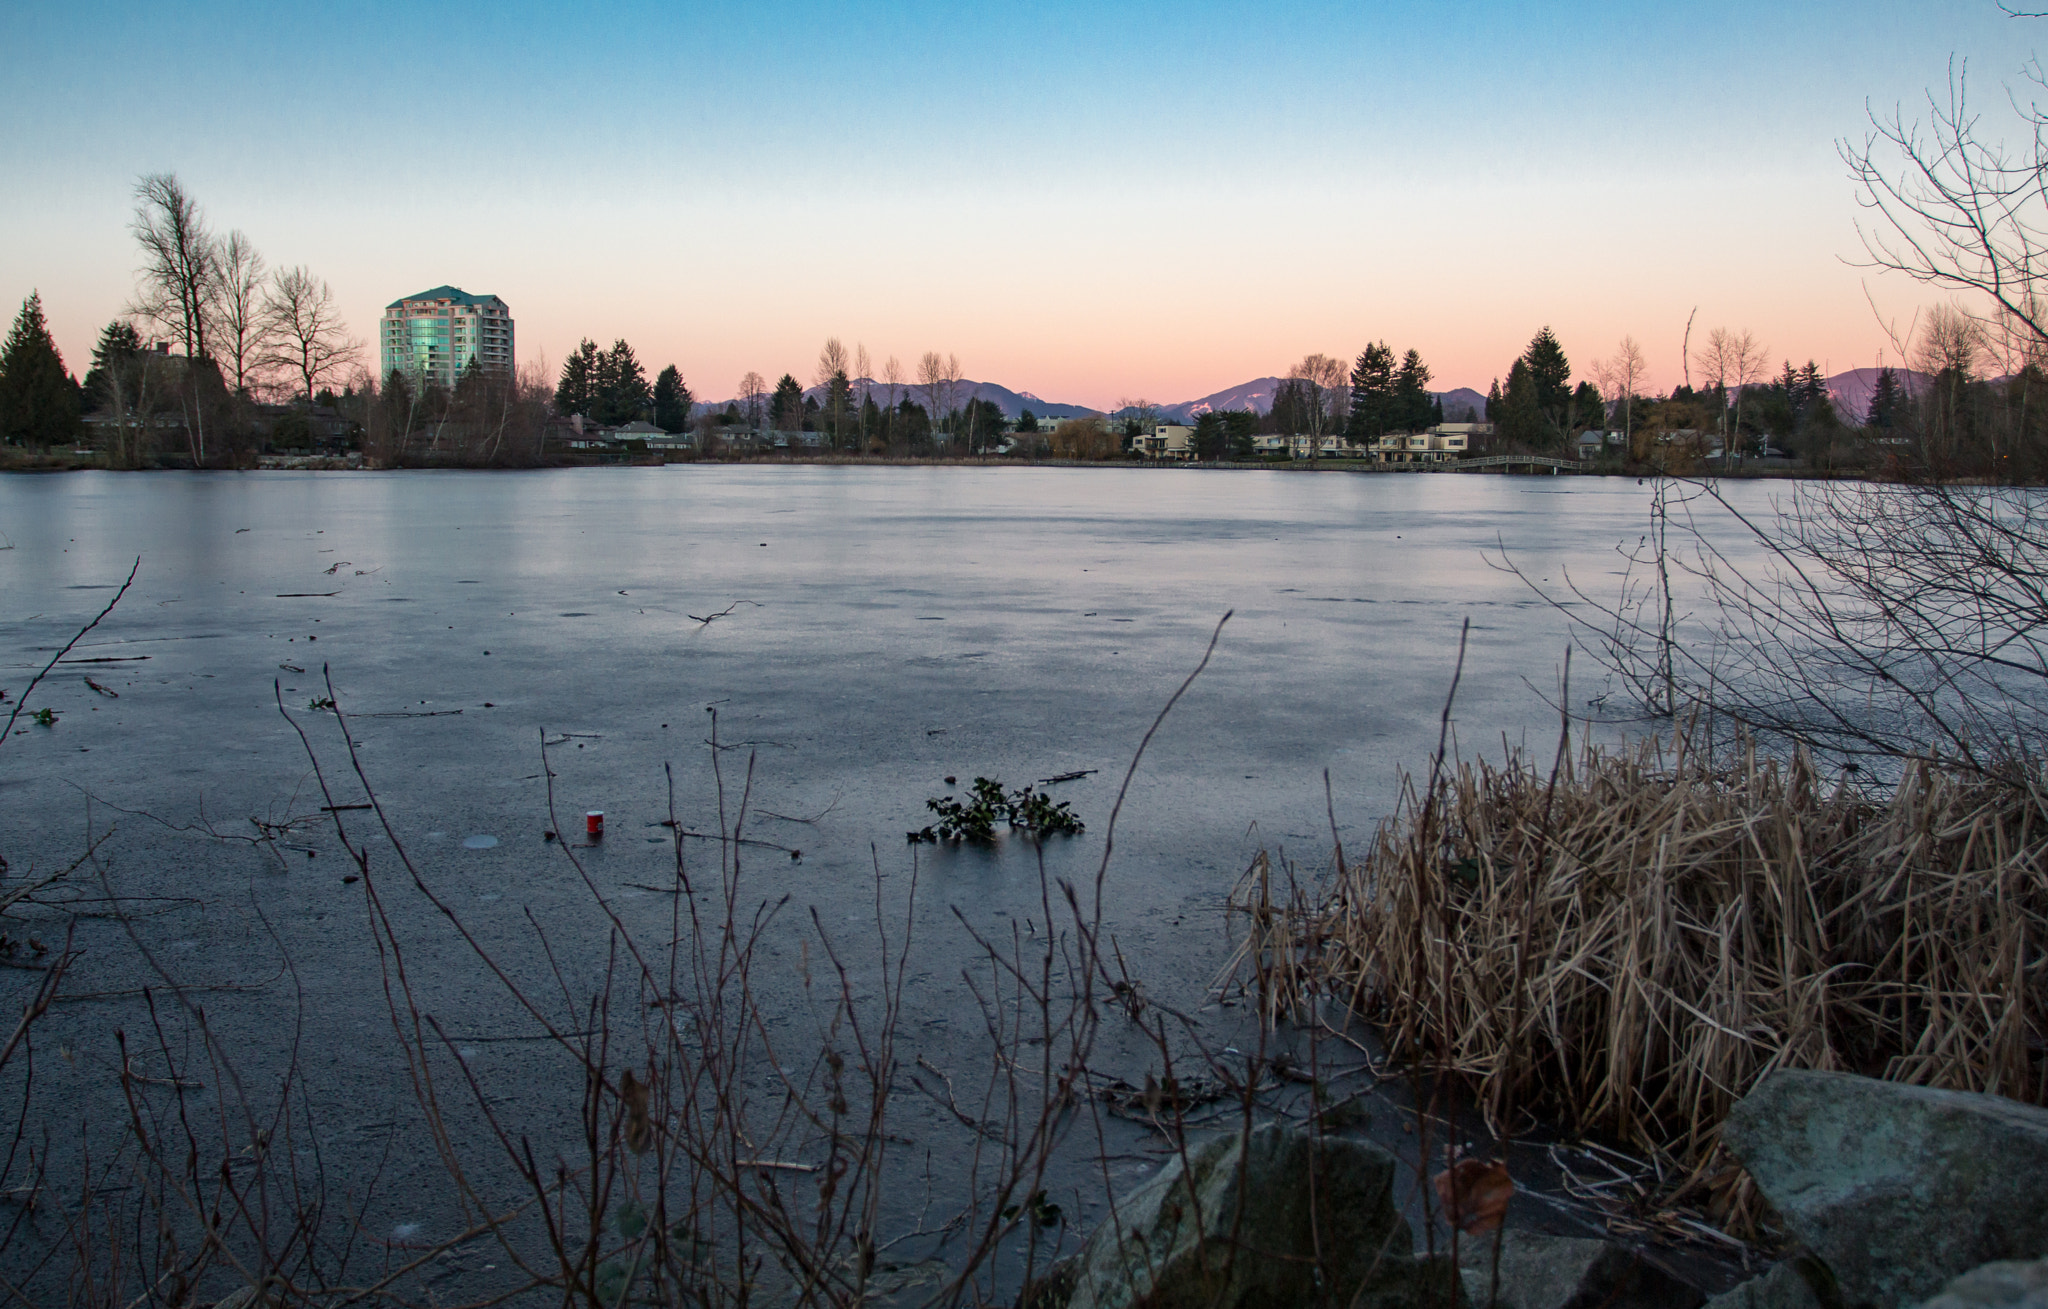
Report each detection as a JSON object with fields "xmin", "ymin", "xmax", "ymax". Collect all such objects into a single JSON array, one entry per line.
[{"xmin": 379, "ymin": 286, "xmax": 513, "ymax": 390}]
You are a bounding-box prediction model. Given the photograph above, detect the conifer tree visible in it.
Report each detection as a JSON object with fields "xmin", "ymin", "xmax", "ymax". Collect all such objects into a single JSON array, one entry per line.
[
  {"xmin": 556, "ymin": 339, "xmax": 601, "ymax": 417},
  {"xmin": 1346, "ymin": 342, "xmax": 1396, "ymax": 438},
  {"xmin": 1392, "ymin": 348, "xmax": 1433, "ymax": 432},
  {"xmin": 1572, "ymin": 380, "xmax": 1606, "ymax": 430},
  {"xmin": 0, "ymin": 292, "xmax": 82, "ymax": 448},
  {"xmin": 1523, "ymin": 327, "xmax": 1572, "ymax": 416},
  {"xmin": 770, "ymin": 374, "xmax": 804, "ymax": 431},
  {"xmin": 1867, "ymin": 367, "xmax": 1902, "ymax": 429},
  {"xmin": 1497, "ymin": 359, "xmax": 1542, "ymax": 446},
  {"xmin": 652, "ymin": 365, "xmax": 693, "ymax": 433},
  {"xmin": 595, "ymin": 340, "xmax": 650, "ymax": 425},
  {"xmin": 83, "ymin": 321, "xmax": 142, "ymax": 406}
]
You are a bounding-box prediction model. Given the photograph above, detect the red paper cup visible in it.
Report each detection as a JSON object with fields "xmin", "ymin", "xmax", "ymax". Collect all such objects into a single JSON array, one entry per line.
[{"xmin": 586, "ymin": 810, "xmax": 604, "ymax": 839}]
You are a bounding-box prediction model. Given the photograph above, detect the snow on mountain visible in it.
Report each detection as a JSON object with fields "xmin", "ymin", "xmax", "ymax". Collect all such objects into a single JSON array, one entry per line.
[{"xmin": 1155, "ymin": 378, "xmax": 1285, "ymax": 420}]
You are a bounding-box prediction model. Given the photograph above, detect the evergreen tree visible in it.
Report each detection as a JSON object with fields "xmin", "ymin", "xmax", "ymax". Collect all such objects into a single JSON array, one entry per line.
[
  {"xmin": 1194, "ymin": 409, "xmax": 1257, "ymax": 460},
  {"xmin": 770, "ymin": 374, "xmax": 804, "ymax": 431},
  {"xmin": 1523, "ymin": 327, "xmax": 1572, "ymax": 415},
  {"xmin": 1571, "ymin": 380, "xmax": 1606, "ymax": 430},
  {"xmin": 0, "ymin": 292, "xmax": 81, "ymax": 448},
  {"xmin": 1269, "ymin": 377, "xmax": 1313, "ymax": 435},
  {"xmin": 1485, "ymin": 378, "xmax": 1503, "ymax": 422},
  {"xmin": 1430, "ymin": 397, "xmax": 1445, "ymax": 426},
  {"xmin": 652, "ymin": 364, "xmax": 693, "ymax": 433},
  {"xmin": 594, "ymin": 340, "xmax": 650, "ymax": 425},
  {"xmin": 1346, "ymin": 342, "xmax": 1396, "ymax": 437},
  {"xmin": 963, "ymin": 397, "xmax": 1006, "ymax": 453},
  {"xmin": 1795, "ymin": 361, "xmax": 1828, "ymax": 420},
  {"xmin": 1015, "ymin": 409, "xmax": 1039, "ymax": 434},
  {"xmin": 1867, "ymin": 367, "xmax": 1902, "ymax": 429},
  {"xmin": 1497, "ymin": 359, "xmax": 1542, "ymax": 446},
  {"xmin": 1391, "ymin": 348, "xmax": 1433, "ymax": 432},
  {"xmin": 83, "ymin": 320, "xmax": 143, "ymax": 405},
  {"xmin": 895, "ymin": 396, "xmax": 930, "ymax": 449},
  {"xmin": 556, "ymin": 339, "xmax": 601, "ymax": 417}
]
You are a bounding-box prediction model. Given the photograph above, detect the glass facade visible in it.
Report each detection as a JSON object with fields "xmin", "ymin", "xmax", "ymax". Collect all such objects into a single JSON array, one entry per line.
[{"xmin": 379, "ymin": 286, "xmax": 514, "ymax": 390}]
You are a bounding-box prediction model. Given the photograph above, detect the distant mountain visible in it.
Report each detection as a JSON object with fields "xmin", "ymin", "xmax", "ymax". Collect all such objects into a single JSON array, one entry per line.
[
  {"xmin": 691, "ymin": 366, "xmax": 1948, "ymax": 430},
  {"xmin": 696, "ymin": 378, "xmax": 1098, "ymax": 421},
  {"xmin": 1153, "ymin": 378, "xmax": 1489, "ymax": 423},
  {"xmin": 1825, "ymin": 367, "xmax": 1929, "ymax": 424},
  {"xmin": 843, "ymin": 378, "xmax": 1097, "ymax": 421},
  {"xmin": 1155, "ymin": 378, "xmax": 1285, "ymax": 421},
  {"xmin": 1435, "ymin": 388, "xmax": 1490, "ymax": 422}
]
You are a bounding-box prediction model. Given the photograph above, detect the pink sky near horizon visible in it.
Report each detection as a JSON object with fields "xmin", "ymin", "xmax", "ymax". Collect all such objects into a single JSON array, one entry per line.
[{"xmin": 17, "ymin": 176, "xmax": 1940, "ymax": 412}]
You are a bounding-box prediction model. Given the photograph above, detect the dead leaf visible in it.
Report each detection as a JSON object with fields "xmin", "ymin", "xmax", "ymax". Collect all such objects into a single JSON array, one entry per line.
[
  {"xmin": 1434, "ymin": 1158, "xmax": 1513, "ymax": 1235},
  {"xmin": 620, "ymin": 1068, "xmax": 652, "ymax": 1154}
]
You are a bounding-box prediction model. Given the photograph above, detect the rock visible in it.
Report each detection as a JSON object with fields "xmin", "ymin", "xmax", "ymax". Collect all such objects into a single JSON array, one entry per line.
[
  {"xmin": 1064, "ymin": 1120, "xmax": 1462, "ymax": 1309},
  {"xmin": 1916, "ymin": 1260, "xmax": 2048, "ymax": 1309},
  {"xmin": 1704, "ymin": 1259, "xmax": 1830, "ymax": 1309},
  {"xmin": 1457, "ymin": 1231, "xmax": 1703, "ymax": 1309},
  {"xmin": 1722, "ymin": 1070, "xmax": 2048, "ymax": 1309}
]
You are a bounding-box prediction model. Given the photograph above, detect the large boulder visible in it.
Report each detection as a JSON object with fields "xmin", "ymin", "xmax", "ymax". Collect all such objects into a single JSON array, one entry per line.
[
  {"xmin": 1456, "ymin": 1231, "xmax": 1703, "ymax": 1309},
  {"xmin": 1915, "ymin": 1260, "xmax": 2048, "ymax": 1309},
  {"xmin": 1063, "ymin": 1120, "xmax": 1461, "ymax": 1309},
  {"xmin": 1722, "ymin": 1071, "xmax": 2048, "ymax": 1309}
]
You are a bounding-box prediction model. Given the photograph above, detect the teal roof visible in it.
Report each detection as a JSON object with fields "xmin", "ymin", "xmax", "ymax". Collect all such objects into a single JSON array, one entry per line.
[{"xmin": 386, "ymin": 285, "xmax": 502, "ymax": 309}]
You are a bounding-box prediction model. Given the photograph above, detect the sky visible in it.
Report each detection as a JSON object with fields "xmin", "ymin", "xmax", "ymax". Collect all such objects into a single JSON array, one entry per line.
[{"xmin": 0, "ymin": 0, "xmax": 2033, "ymax": 408}]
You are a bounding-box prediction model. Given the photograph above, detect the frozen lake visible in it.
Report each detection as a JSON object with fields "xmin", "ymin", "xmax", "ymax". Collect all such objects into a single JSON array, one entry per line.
[
  {"xmin": 0, "ymin": 466, "xmax": 1778, "ymax": 1295},
  {"xmin": 2, "ymin": 464, "xmax": 1712, "ymax": 879}
]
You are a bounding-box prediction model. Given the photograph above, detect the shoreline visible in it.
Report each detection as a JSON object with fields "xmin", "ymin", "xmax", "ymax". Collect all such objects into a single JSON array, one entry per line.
[{"xmin": 1, "ymin": 450, "xmax": 1876, "ymax": 480}]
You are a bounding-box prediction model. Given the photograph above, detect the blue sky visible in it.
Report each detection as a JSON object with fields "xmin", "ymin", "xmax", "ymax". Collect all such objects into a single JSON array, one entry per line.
[{"xmin": 1, "ymin": 0, "xmax": 2030, "ymax": 405}]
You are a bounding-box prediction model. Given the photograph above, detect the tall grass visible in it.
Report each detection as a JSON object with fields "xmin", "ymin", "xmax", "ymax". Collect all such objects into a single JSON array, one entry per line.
[{"xmin": 1274, "ymin": 728, "xmax": 2048, "ymax": 1227}]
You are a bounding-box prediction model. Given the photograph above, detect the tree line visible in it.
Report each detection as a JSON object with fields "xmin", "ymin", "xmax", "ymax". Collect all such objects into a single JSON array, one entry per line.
[{"xmin": 0, "ymin": 174, "xmax": 371, "ymax": 466}]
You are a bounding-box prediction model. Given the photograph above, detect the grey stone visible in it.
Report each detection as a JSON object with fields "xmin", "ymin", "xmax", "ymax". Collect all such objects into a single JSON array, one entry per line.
[
  {"xmin": 1704, "ymin": 1259, "xmax": 1830, "ymax": 1309},
  {"xmin": 1917, "ymin": 1260, "xmax": 2048, "ymax": 1309},
  {"xmin": 1722, "ymin": 1070, "xmax": 2048, "ymax": 1309},
  {"xmin": 1456, "ymin": 1230, "xmax": 1703, "ymax": 1309},
  {"xmin": 1064, "ymin": 1120, "xmax": 1462, "ymax": 1309}
]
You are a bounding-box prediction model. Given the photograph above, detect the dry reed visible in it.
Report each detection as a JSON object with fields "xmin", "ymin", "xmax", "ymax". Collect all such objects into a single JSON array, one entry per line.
[{"xmin": 1269, "ymin": 729, "xmax": 2048, "ymax": 1227}]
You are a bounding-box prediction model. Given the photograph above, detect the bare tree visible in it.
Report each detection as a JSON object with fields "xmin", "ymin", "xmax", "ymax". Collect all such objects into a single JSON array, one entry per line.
[
  {"xmin": 1113, "ymin": 397, "xmax": 1158, "ymax": 455},
  {"xmin": 210, "ymin": 230, "xmax": 270, "ymax": 400},
  {"xmin": 853, "ymin": 342, "xmax": 872, "ymax": 447},
  {"xmin": 815, "ymin": 336, "xmax": 849, "ymax": 389},
  {"xmin": 940, "ymin": 352, "xmax": 964, "ymax": 445},
  {"xmin": 882, "ymin": 355, "xmax": 904, "ymax": 448},
  {"xmin": 815, "ymin": 337, "xmax": 851, "ymax": 449},
  {"xmin": 738, "ymin": 370, "xmax": 767, "ymax": 430},
  {"xmin": 1534, "ymin": 478, "xmax": 2048, "ymax": 779},
  {"xmin": 917, "ymin": 351, "xmax": 947, "ymax": 440},
  {"xmin": 1842, "ymin": 36, "xmax": 2048, "ymax": 355},
  {"xmin": 129, "ymin": 173, "xmax": 216, "ymax": 362},
  {"xmin": 1593, "ymin": 335, "xmax": 1648, "ymax": 455},
  {"xmin": 1289, "ymin": 353, "xmax": 1348, "ymax": 460},
  {"xmin": 262, "ymin": 266, "xmax": 360, "ymax": 409},
  {"xmin": 130, "ymin": 172, "xmax": 225, "ymax": 463},
  {"xmin": 1693, "ymin": 327, "xmax": 1767, "ymax": 459}
]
